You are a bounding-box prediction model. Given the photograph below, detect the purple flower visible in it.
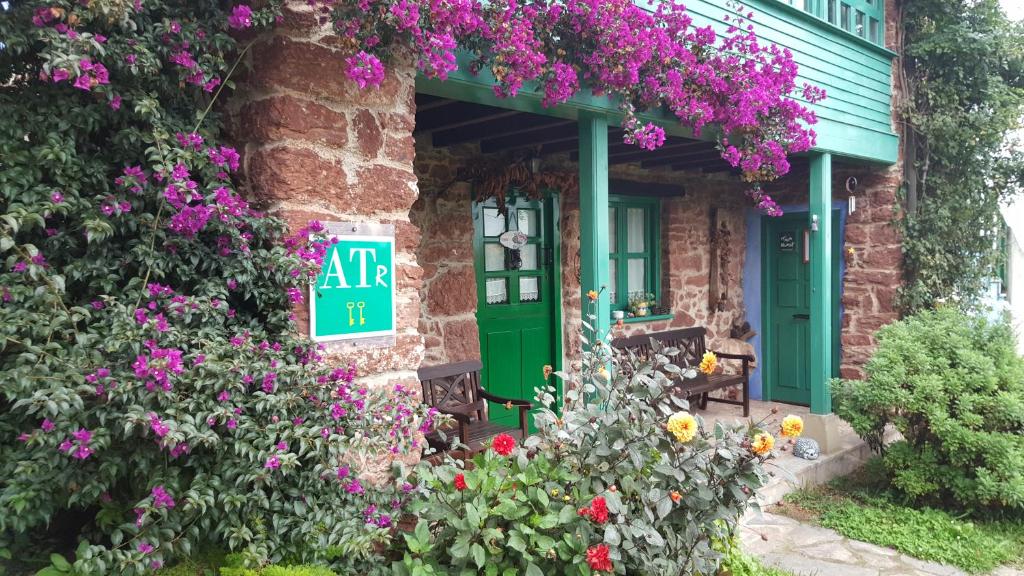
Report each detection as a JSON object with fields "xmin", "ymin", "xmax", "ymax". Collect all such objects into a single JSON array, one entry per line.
[
  {"xmin": 110, "ymin": 95, "xmax": 122, "ymax": 111},
  {"xmin": 345, "ymin": 52, "xmax": 385, "ymax": 89},
  {"xmin": 91, "ymin": 300, "xmax": 105, "ymax": 310},
  {"xmin": 137, "ymin": 542, "xmax": 154, "ymax": 554},
  {"xmin": 151, "ymin": 485, "xmax": 176, "ymax": 509},
  {"xmin": 41, "ymin": 419, "xmax": 54, "ymax": 432},
  {"xmin": 265, "ymin": 455, "xmax": 281, "ymax": 469},
  {"xmin": 125, "ymin": 53, "xmax": 137, "ymax": 64},
  {"xmin": 51, "ymin": 69, "xmax": 69, "ymax": 83},
  {"xmin": 228, "ymin": 5, "xmax": 254, "ymax": 29},
  {"xmin": 50, "ymin": 191, "xmax": 64, "ymax": 203},
  {"xmin": 217, "ymin": 390, "xmax": 230, "ymax": 402},
  {"xmin": 149, "ymin": 413, "xmax": 169, "ymax": 438},
  {"xmin": 226, "ymin": 418, "xmax": 237, "ymax": 430}
]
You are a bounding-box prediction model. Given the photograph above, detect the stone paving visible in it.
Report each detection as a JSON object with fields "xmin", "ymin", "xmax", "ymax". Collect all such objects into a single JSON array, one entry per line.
[{"xmin": 739, "ymin": 511, "xmax": 1024, "ymax": 576}]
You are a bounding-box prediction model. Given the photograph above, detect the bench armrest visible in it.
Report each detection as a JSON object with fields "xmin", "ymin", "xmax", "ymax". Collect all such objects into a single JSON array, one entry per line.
[
  {"xmin": 712, "ymin": 351, "xmax": 755, "ymax": 362},
  {"xmin": 478, "ymin": 389, "xmax": 532, "ymax": 436},
  {"xmin": 478, "ymin": 389, "xmax": 533, "ymax": 409}
]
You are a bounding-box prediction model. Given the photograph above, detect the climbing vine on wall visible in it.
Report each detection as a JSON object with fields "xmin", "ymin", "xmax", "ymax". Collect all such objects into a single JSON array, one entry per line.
[{"xmin": 896, "ymin": 0, "xmax": 1024, "ymax": 312}]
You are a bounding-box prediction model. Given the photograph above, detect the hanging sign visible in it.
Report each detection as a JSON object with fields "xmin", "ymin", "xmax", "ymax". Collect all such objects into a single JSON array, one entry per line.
[
  {"xmin": 499, "ymin": 230, "xmax": 528, "ymax": 249},
  {"xmin": 310, "ymin": 222, "xmax": 396, "ymax": 344},
  {"xmin": 778, "ymin": 231, "xmax": 796, "ymax": 252}
]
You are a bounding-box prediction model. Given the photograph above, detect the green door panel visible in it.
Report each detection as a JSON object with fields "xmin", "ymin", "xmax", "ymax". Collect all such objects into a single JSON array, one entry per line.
[
  {"xmin": 474, "ymin": 195, "xmax": 559, "ymax": 431},
  {"xmin": 764, "ymin": 210, "xmax": 841, "ymax": 406}
]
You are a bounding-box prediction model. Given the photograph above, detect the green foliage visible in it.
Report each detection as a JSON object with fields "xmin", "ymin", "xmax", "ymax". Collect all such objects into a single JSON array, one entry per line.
[
  {"xmin": 394, "ymin": 300, "xmax": 784, "ymax": 575},
  {"xmin": 0, "ymin": 2, "xmax": 431, "ymax": 573},
  {"xmin": 897, "ymin": 0, "xmax": 1024, "ymax": 312},
  {"xmin": 832, "ymin": 308, "xmax": 1024, "ymax": 512},
  {"xmin": 718, "ymin": 543, "xmax": 794, "ymax": 576},
  {"xmin": 780, "ymin": 471, "xmax": 1024, "ymax": 573}
]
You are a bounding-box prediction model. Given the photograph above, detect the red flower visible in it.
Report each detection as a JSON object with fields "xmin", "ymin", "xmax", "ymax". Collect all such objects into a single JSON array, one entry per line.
[
  {"xmin": 586, "ymin": 544, "xmax": 613, "ymax": 572},
  {"xmin": 454, "ymin": 473, "xmax": 467, "ymax": 491},
  {"xmin": 491, "ymin": 433, "xmax": 515, "ymax": 456},
  {"xmin": 579, "ymin": 496, "xmax": 609, "ymax": 524}
]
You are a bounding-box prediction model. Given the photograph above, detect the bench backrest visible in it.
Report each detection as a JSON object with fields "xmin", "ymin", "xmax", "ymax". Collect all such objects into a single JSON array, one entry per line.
[
  {"xmin": 417, "ymin": 360, "xmax": 487, "ymax": 422},
  {"xmin": 611, "ymin": 327, "xmax": 708, "ymax": 368}
]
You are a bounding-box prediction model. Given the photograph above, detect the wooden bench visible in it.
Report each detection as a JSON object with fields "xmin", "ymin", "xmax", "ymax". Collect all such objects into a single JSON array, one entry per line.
[
  {"xmin": 417, "ymin": 360, "xmax": 533, "ymax": 455},
  {"xmin": 612, "ymin": 327, "xmax": 753, "ymax": 416}
]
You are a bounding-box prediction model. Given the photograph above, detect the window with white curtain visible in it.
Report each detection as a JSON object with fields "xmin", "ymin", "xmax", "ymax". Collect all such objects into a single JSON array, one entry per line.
[{"xmin": 608, "ymin": 197, "xmax": 660, "ymax": 312}]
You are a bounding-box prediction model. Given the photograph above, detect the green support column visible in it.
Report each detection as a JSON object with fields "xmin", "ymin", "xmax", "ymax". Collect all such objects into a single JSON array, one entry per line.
[
  {"xmin": 809, "ymin": 152, "xmax": 833, "ymax": 415},
  {"xmin": 578, "ymin": 113, "xmax": 611, "ymax": 339}
]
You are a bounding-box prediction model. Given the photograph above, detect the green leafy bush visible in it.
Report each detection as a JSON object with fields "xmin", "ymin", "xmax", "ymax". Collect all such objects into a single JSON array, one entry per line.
[
  {"xmin": 395, "ymin": 300, "xmax": 794, "ymax": 575},
  {"xmin": 832, "ymin": 308, "xmax": 1024, "ymax": 512},
  {"xmin": 0, "ymin": 2, "xmax": 432, "ymax": 573}
]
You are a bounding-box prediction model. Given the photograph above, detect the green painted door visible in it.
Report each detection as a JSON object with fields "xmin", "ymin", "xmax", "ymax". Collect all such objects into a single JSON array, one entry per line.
[
  {"xmin": 473, "ymin": 196, "xmax": 558, "ymax": 429},
  {"xmin": 764, "ymin": 211, "xmax": 841, "ymax": 405}
]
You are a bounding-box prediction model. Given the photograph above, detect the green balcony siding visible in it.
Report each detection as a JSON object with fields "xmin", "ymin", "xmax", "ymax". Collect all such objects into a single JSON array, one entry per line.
[
  {"xmin": 684, "ymin": 0, "xmax": 897, "ymax": 163},
  {"xmin": 415, "ymin": 0, "xmax": 898, "ymax": 164}
]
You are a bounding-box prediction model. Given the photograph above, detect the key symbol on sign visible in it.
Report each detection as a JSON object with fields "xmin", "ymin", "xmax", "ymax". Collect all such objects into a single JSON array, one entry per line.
[
  {"xmin": 346, "ymin": 302, "xmax": 355, "ymax": 326},
  {"xmin": 357, "ymin": 301, "xmax": 366, "ymax": 326}
]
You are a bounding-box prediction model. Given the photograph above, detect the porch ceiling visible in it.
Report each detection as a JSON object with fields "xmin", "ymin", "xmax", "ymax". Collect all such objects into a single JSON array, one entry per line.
[{"xmin": 415, "ymin": 94, "xmax": 764, "ymax": 174}]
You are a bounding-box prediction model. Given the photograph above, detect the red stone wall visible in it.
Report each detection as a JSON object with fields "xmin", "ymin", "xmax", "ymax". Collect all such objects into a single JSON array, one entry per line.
[
  {"xmin": 412, "ymin": 143, "xmax": 480, "ymax": 366},
  {"xmin": 227, "ymin": 1, "xmax": 424, "ymax": 392}
]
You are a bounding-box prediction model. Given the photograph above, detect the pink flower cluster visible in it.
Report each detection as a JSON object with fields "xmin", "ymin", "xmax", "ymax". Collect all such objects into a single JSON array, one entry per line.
[
  {"xmin": 58, "ymin": 428, "xmax": 93, "ymax": 460},
  {"xmin": 132, "ymin": 341, "xmax": 185, "ymax": 392},
  {"xmin": 323, "ymin": 0, "xmax": 826, "ymax": 213}
]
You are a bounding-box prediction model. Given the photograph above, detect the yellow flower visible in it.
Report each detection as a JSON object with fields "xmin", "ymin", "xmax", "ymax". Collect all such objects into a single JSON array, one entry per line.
[
  {"xmin": 597, "ymin": 366, "xmax": 610, "ymax": 380},
  {"xmin": 543, "ymin": 364, "xmax": 553, "ymax": 380},
  {"xmin": 586, "ymin": 289, "xmax": 599, "ymax": 301},
  {"xmin": 780, "ymin": 415, "xmax": 804, "ymax": 438},
  {"xmin": 751, "ymin": 432, "xmax": 775, "ymax": 456},
  {"xmin": 667, "ymin": 411, "xmax": 698, "ymax": 443},
  {"xmin": 699, "ymin": 351, "xmax": 717, "ymax": 375}
]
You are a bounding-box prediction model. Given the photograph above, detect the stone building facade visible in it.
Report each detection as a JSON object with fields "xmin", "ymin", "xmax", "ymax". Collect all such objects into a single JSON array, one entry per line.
[{"xmin": 228, "ymin": 0, "xmax": 904, "ymax": 406}]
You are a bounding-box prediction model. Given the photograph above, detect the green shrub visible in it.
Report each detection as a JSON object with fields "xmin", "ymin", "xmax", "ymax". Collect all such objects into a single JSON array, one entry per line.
[
  {"xmin": 0, "ymin": 3, "xmax": 432, "ymax": 573},
  {"xmin": 832, "ymin": 308, "xmax": 1024, "ymax": 513},
  {"xmin": 395, "ymin": 298, "xmax": 795, "ymax": 575}
]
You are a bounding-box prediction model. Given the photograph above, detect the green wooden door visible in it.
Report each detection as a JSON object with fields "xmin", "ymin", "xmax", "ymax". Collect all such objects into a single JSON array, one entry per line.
[
  {"xmin": 764, "ymin": 211, "xmax": 841, "ymax": 405},
  {"xmin": 473, "ymin": 196, "xmax": 558, "ymax": 429}
]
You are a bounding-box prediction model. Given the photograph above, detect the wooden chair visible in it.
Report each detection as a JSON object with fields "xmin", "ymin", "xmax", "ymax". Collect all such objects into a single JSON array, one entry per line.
[
  {"xmin": 417, "ymin": 360, "xmax": 533, "ymax": 455},
  {"xmin": 612, "ymin": 327, "xmax": 753, "ymax": 416}
]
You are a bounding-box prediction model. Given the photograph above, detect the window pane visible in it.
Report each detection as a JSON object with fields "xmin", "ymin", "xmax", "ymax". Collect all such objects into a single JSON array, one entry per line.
[
  {"xmin": 517, "ymin": 209, "xmax": 538, "ymax": 237},
  {"xmin": 608, "ymin": 259, "xmax": 617, "ymax": 305},
  {"xmin": 840, "ymin": 3, "xmax": 850, "ymax": 30},
  {"xmin": 627, "ymin": 258, "xmax": 646, "ymax": 298},
  {"xmin": 869, "ymin": 18, "xmax": 879, "ymax": 43},
  {"xmin": 608, "ymin": 208, "xmax": 617, "ymax": 254},
  {"xmin": 520, "ymin": 244, "xmax": 538, "ymax": 270},
  {"xmin": 828, "ymin": 0, "xmax": 836, "ymax": 23},
  {"xmin": 519, "ymin": 277, "xmax": 540, "ymax": 302},
  {"xmin": 855, "ymin": 11, "xmax": 865, "ymax": 37},
  {"xmin": 485, "ymin": 244, "xmax": 505, "ymax": 271},
  {"xmin": 486, "ymin": 278, "xmax": 508, "ymax": 304},
  {"xmin": 483, "ymin": 208, "xmax": 505, "ymax": 237},
  {"xmin": 626, "ymin": 208, "xmax": 645, "ymax": 252}
]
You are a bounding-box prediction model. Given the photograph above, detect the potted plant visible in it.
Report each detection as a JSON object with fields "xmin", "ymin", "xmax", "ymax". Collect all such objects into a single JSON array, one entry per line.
[{"xmin": 628, "ymin": 292, "xmax": 656, "ymax": 317}]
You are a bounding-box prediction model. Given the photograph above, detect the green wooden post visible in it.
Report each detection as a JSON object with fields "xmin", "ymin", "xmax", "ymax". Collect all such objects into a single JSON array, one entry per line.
[
  {"xmin": 809, "ymin": 152, "xmax": 833, "ymax": 415},
  {"xmin": 578, "ymin": 113, "xmax": 611, "ymax": 339}
]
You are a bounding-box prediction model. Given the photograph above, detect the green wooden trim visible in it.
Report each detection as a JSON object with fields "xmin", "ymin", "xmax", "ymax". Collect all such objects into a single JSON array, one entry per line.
[
  {"xmin": 607, "ymin": 195, "xmax": 662, "ymax": 311},
  {"xmin": 550, "ymin": 194, "xmax": 564, "ymax": 409},
  {"xmin": 578, "ymin": 113, "xmax": 612, "ymax": 338},
  {"xmin": 809, "ymin": 152, "xmax": 833, "ymax": 414},
  {"xmin": 621, "ymin": 313, "xmax": 674, "ymax": 324}
]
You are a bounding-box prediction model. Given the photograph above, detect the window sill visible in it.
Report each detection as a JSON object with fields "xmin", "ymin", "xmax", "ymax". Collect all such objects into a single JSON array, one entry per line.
[{"xmin": 617, "ymin": 313, "xmax": 674, "ymax": 324}]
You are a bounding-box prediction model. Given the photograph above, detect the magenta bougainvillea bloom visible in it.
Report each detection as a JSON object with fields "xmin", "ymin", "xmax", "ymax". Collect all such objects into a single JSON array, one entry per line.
[
  {"xmin": 151, "ymin": 485, "xmax": 175, "ymax": 509},
  {"xmin": 228, "ymin": 5, "xmax": 254, "ymax": 29}
]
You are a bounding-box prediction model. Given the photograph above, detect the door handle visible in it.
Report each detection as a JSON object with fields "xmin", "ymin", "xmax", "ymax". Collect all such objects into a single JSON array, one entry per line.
[{"xmin": 792, "ymin": 313, "xmax": 810, "ymax": 320}]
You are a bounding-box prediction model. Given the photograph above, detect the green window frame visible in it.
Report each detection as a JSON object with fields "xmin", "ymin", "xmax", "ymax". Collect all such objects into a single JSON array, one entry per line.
[{"xmin": 607, "ymin": 196, "xmax": 661, "ymax": 312}]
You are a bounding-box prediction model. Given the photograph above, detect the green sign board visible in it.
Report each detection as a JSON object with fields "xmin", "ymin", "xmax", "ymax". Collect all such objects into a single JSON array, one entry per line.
[{"xmin": 310, "ymin": 223, "xmax": 396, "ymax": 343}]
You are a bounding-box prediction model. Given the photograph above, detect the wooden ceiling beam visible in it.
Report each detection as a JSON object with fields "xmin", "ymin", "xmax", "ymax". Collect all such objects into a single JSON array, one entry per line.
[
  {"xmin": 432, "ymin": 116, "xmax": 574, "ymax": 147},
  {"xmin": 480, "ymin": 123, "xmax": 583, "ymax": 153},
  {"xmin": 414, "ymin": 93, "xmax": 454, "ymax": 113},
  {"xmin": 416, "ymin": 103, "xmax": 519, "ymax": 133}
]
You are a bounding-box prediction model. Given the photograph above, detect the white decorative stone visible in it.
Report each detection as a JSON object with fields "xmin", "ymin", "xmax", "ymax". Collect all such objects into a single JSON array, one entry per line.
[{"xmin": 794, "ymin": 437, "xmax": 821, "ymax": 460}]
